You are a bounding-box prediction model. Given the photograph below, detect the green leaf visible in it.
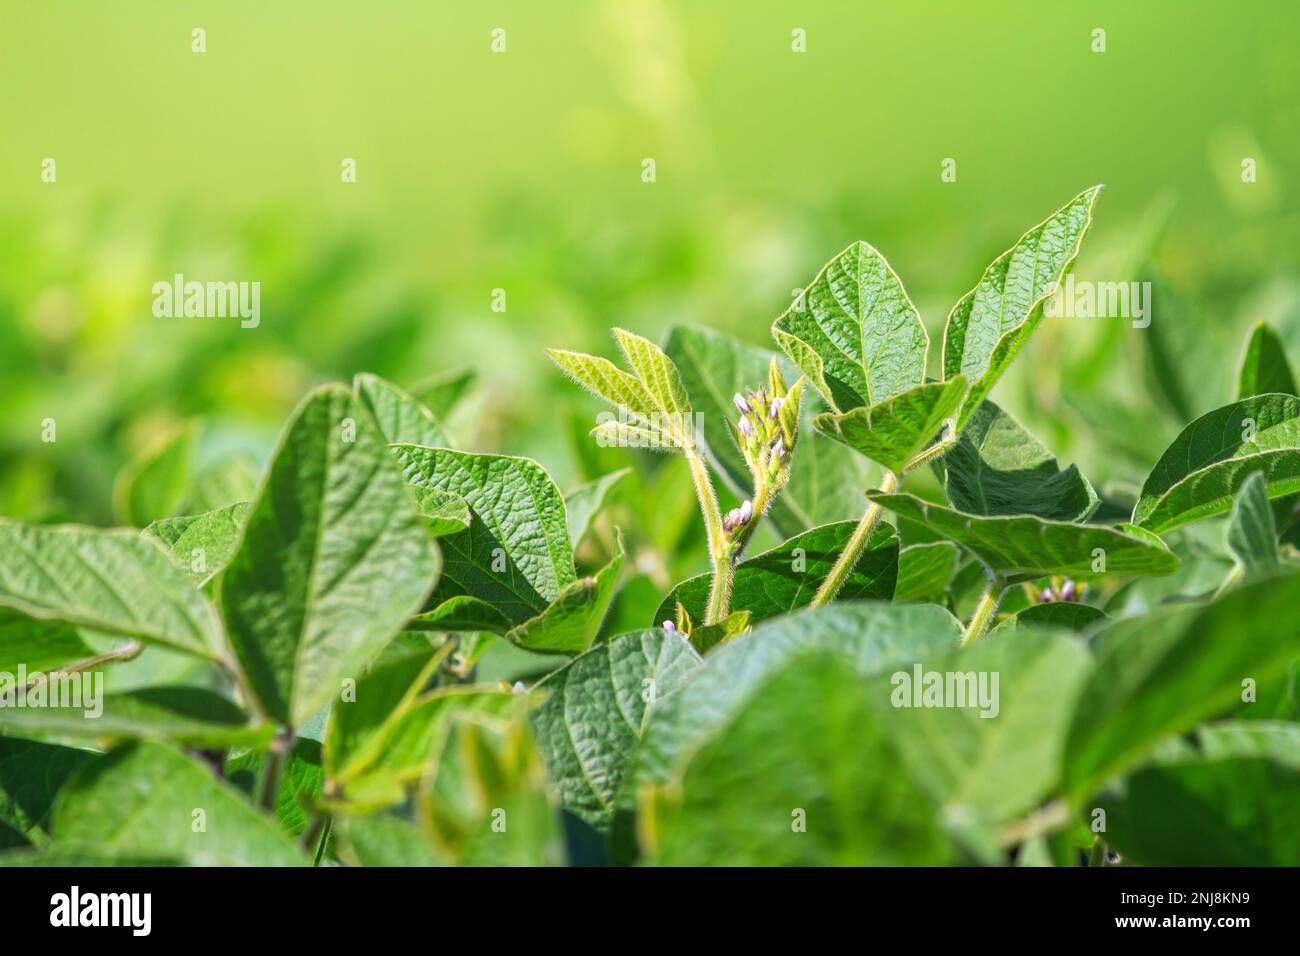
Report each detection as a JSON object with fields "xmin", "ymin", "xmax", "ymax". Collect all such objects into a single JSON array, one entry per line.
[
  {"xmin": 942, "ymin": 186, "xmax": 1102, "ymax": 429},
  {"xmin": 1099, "ymin": 723, "xmax": 1300, "ymax": 865},
  {"xmin": 409, "ymin": 366, "xmax": 478, "ymax": 422},
  {"xmin": 226, "ymin": 738, "xmax": 324, "ymax": 836},
  {"xmin": 1225, "ymin": 471, "xmax": 1282, "ymax": 579},
  {"xmin": 1237, "ymin": 321, "xmax": 1298, "ymax": 400},
  {"xmin": 181, "ymin": 454, "xmax": 259, "ymax": 514},
  {"xmin": 409, "ymin": 487, "xmax": 472, "ymax": 537},
  {"xmin": 565, "ymin": 468, "xmax": 631, "ymax": 550},
  {"xmin": 145, "ymin": 501, "xmax": 251, "ymax": 585},
  {"xmin": 939, "ymin": 400, "xmax": 1098, "ymax": 521},
  {"xmin": 611, "ymin": 328, "xmax": 692, "ymax": 419},
  {"xmin": 113, "ymin": 420, "xmax": 199, "ymax": 527},
  {"xmin": 324, "ymin": 648, "xmax": 445, "ymax": 784},
  {"xmin": 409, "ymin": 595, "xmax": 512, "ymax": 634},
  {"xmin": 1132, "ymin": 394, "xmax": 1300, "ymax": 533},
  {"xmin": 0, "ymin": 738, "xmax": 89, "ymax": 843},
  {"xmin": 871, "ymin": 629, "xmax": 1092, "ymax": 823},
  {"xmin": 0, "ymin": 609, "xmax": 97, "ymax": 673},
  {"xmin": 547, "ymin": 349, "xmax": 659, "ymax": 427},
  {"xmin": 871, "ymin": 493, "xmax": 1178, "ymax": 583},
  {"xmin": 646, "ymin": 653, "xmax": 951, "ymax": 865},
  {"xmin": 336, "ymin": 813, "xmax": 445, "ymax": 867},
  {"xmin": 894, "ymin": 542, "xmax": 960, "ymax": 604},
  {"xmin": 654, "ymin": 520, "xmax": 898, "ymax": 626},
  {"xmin": 49, "ymin": 742, "xmax": 306, "ymax": 865},
  {"xmin": 393, "ymin": 445, "xmax": 576, "ymax": 627},
  {"xmin": 418, "ymin": 708, "xmax": 562, "ymax": 865},
  {"xmin": 1064, "ymin": 572, "xmax": 1300, "ymax": 799},
  {"xmin": 0, "ymin": 521, "xmax": 224, "ymax": 659},
  {"xmin": 772, "ymin": 240, "xmax": 929, "ymax": 412},
  {"xmin": 683, "ymin": 609, "xmax": 750, "ymax": 654},
  {"xmin": 503, "ymin": 541, "xmax": 623, "ymax": 654},
  {"xmin": 532, "ymin": 629, "xmax": 700, "ymax": 830},
  {"xmin": 221, "ymin": 385, "xmax": 441, "ymax": 727},
  {"xmin": 631, "ymin": 602, "xmax": 961, "ymax": 802},
  {"xmin": 354, "ymin": 372, "xmax": 451, "ymax": 447},
  {"xmin": 664, "ymin": 324, "xmax": 869, "ymax": 536},
  {"xmin": 813, "ymin": 378, "xmax": 967, "ymax": 474},
  {"xmin": 0, "ymin": 685, "xmax": 273, "ymax": 748},
  {"xmin": 990, "ymin": 600, "xmax": 1107, "ymax": 635},
  {"xmin": 1142, "ymin": 276, "xmax": 1232, "ymax": 423}
]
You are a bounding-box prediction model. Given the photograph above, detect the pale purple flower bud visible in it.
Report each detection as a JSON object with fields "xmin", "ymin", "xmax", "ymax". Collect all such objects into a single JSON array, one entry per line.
[
  {"xmin": 733, "ymin": 392, "xmax": 751, "ymax": 415},
  {"xmin": 1060, "ymin": 580, "xmax": 1077, "ymax": 602},
  {"xmin": 771, "ymin": 436, "xmax": 785, "ymax": 459},
  {"xmin": 722, "ymin": 499, "xmax": 754, "ymax": 533},
  {"xmin": 512, "ymin": 681, "xmax": 527, "ymax": 694},
  {"xmin": 662, "ymin": 620, "xmax": 676, "ymax": 632},
  {"xmin": 738, "ymin": 498, "xmax": 753, "ymax": 523},
  {"xmin": 738, "ymin": 415, "xmax": 754, "ymax": 437},
  {"xmin": 1040, "ymin": 588, "xmax": 1056, "ymax": 603},
  {"xmin": 768, "ymin": 396, "xmax": 783, "ymax": 420}
]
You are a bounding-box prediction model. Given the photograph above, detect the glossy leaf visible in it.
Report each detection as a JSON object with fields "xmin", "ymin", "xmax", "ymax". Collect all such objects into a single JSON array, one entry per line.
[
  {"xmin": 940, "ymin": 400, "xmax": 1098, "ymax": 521},
  {"xmin": 1132, "ymin": 394, "xmax": 1300, "ymax": 533}
]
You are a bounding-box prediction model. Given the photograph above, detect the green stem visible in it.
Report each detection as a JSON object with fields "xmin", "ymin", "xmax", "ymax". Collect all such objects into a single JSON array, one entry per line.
[
  {"xmin": 258, "ymin": 732, "xmax": 293, "ymax": 812},
  {"xmin": 810, "ymin": 472, "xmax": 899, "ymax": 608},
  {"xmin": 685, "ymin": 449, "xmax": 730, "ymax": 625},
  {"xmin": 960, "ymin": 579, "xmax": 1003, "ymax": 647},
  {"xmin": 1087, "ymin": 837, "xmax": 1107, "ymax": 868},
  {"xmin": 902, "ymin": 434, "xmax": 956, "ymax": 472}
]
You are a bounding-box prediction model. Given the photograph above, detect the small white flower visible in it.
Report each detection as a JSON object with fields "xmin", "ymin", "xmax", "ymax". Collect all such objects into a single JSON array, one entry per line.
[
  {"xmin": 662, "ymin": 620, "xmax": 676, "ymax": 632},
  {"xmin": 512, "ymin": 680, "xmax": 526, "ymax": 694},
  {"xmin": 732, "ymin": 392, "xmax": 751, "ymax": 415}
]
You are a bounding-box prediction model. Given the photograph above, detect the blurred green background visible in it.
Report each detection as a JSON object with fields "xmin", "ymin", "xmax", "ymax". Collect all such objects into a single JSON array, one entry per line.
[{"xmin": 2, "ymin": 0, "xmax": 1298, "ymax": 549}]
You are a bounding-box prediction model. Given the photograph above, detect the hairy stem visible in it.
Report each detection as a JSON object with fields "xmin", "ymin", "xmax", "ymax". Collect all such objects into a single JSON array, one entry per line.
[
  {"xmin": 21, "ymin": 640, "xmax": 143, "ymax": 690},
  {"xmin": 810, "ymin": 472, "xmax": 899, "ymax": 608},
  {"xmin": 960, "ymin": 579, "xmax": 1003, "ymax": 647},
  {"xmin": 685, "ymin": 449, "xmax": 730, "ymax": 625},
  {"xmin": 902, "ymin": 433, "xmax": 956, "ymax": 472}
]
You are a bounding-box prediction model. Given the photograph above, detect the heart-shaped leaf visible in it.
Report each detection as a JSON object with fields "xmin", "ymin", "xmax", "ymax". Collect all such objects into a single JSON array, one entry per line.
[
  {"xmin": 939, "ymin": 400, "xmax": 1098, "ymax": 521},
  {"xmin": 813, "ymin": 378, "xmax": 967, "ymax": 474},
  {"xmin": 870, "ymin": 492, "xmax": 1179, "ymax": 583},
  {"xmin": 1132, "ymin": 394, "xmax": 1300, "ymax": 533},
  {"xmin": 0, "ymin": 522, "xmax": 224, "ymax": 660},
  {"xmin": 532, "ymin": 629, "xmax": 700, "ymax": 831},
  {"xmin": 654, "ymin": 520, "xmax": 898, "ymax": 627},
  {"xmin": 942, "ymin": 186, "xmax": 1101, "ymax": 429},
  {"xmin": 1237, "ymin": 321, "xmax": 1298, "ymax": 400},
  {"xmin": 221, "ymin": 385, "xmax": 441, "ymax": 727},
  {"xmin": 772, "ymin": 240, "xmax": 929, "ymax": 412},
  {"xmin": 1064, "ymin": 571, "xmax": 1300, "ymax": 800}
]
